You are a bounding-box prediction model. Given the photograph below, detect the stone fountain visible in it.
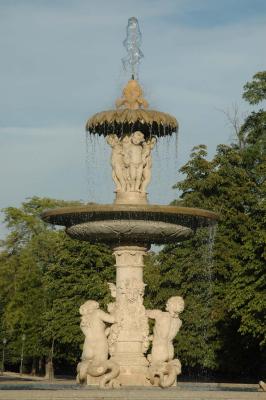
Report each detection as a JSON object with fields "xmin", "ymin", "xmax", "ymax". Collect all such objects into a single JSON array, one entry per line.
[{"xmin": 41, "ymin": 17, "xmax": 218, "ymax": 389}]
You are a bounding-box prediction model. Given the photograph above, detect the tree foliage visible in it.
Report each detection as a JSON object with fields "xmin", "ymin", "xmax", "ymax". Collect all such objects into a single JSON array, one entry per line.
[
  {"xmin": 0, "ymin": 197, "xmax": 114, "ymax": 373},
  {"xmin": 152, "ymin": 71, "xmax": 266, "ymax": 378},
  {"xmin": 243, "ymin": 71, "xmax": 266, "ymax": 105}
]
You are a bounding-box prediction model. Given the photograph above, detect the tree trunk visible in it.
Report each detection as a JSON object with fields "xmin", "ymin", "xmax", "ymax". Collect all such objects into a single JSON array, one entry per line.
[
  {"xmin": 45, "ymin": 358, "xmax": 54, "ymax": 380},
  {"xmin": 31, "ymin": 358, "xmax": 36, "ymax": 376}
]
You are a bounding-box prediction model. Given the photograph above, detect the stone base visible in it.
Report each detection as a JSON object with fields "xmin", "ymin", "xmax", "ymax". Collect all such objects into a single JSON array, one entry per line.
[
  {"xmin": 109, "ymin": 352, "xmax": 151, "ymax": 387},
  {"xmin": 115, "ymin": 365, "xmax": 151, "ymax": 387},
  {"xmin": 86, "ymin": 375, "xmax": 102, "ymax": 386},
  {"xmin": 85, "ymin": 366, "xmax": 151, "ymax": 387},
  {"xmin": 152, "ymin": 376, "xmax": 177, "ymax": 387},
  {"xmin": 114, "ymin": 191, "xmax": 148, "ymax": 205},
  {"xmin": 85, "ymin": 366, "xmax": 177, "ymax": 387}
]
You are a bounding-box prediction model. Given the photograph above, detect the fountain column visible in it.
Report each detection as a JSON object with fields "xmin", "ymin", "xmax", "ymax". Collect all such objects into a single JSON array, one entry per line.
[
  {"xmin": 103, "ymin": 82, "xmax": 157, "ymax": 384},
  {"xmin": 109, "ymin": 245, "xmax": 150, "ymax": 385}
]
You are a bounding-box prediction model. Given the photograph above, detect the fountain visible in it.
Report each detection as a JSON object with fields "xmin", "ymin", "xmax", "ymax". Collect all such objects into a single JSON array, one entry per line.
[{"xmin": 41, "ymin": 17, "xmax": 218, "ymax": 389}]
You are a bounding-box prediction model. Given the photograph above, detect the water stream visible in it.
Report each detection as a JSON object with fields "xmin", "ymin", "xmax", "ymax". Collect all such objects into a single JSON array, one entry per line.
[{"xmin": 199, "ymin": 222, "xmax": 217, "ymax": 377}]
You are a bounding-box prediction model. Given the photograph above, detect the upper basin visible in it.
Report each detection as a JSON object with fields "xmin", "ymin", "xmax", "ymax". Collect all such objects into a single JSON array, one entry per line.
[{"xmin": 41, "ymin": 204, "xmax": 218, "ymax": 246}]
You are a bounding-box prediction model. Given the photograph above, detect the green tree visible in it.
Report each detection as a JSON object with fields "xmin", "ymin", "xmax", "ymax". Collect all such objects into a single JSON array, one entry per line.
[
  {"xmin": 227, "ymin": 72, "xmax": 266, "ymax": 375},
  {"xmin": 243, "ymin": 71, "xmax": 266, "ymax": 105},
  {"xmin": 154, "ymin": 72, "xmax": 266, "ymax": 379},
  {"xmin": 43, "ymin": 234, "xmax": 114, "ymax": 368},
  {"xmin": 0, "ymin": 197, "xmax": 114, "ymax": 374}
]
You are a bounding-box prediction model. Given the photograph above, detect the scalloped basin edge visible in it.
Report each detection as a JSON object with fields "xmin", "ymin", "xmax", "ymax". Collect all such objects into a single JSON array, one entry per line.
[{"xmin": 41, "ymin": 204, "xmax": 218, "ymax": 245}]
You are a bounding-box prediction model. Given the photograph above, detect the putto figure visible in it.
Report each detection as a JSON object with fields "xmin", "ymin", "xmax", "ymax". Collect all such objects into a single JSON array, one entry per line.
[
  {"xmin": 146, "ymin": 296, "xmax": 185, "ymax": 388},
  {"xmin": 76, "ymin": 300, "xmax": 120, "ymax": 388},
  {"xmin": 141, "ymin": 137, "xmax": 157, "ymax": 193},
  {"xmin": 106, "ymin": 134, "xmax": 127, "ymax": 192}
]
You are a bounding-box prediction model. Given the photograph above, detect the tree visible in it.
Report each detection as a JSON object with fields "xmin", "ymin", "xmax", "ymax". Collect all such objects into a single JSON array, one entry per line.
[
  {"xmin": 42, "ymin": 234, "xmax": 114, "ymax": 369},
  {"xmin": 154, "ymin": 72, "xmax": 266, "ymax": 379},
  {"xmin": 243, "ymin": 71, "xmax": 266, "ymax": 105},
  {"xmin": 0, "ymin": 197, "xmax": 114, "ymax": 374},
  {"xmin": 228, "ymin": 72, "xmax": 266, "ymax": 376}
]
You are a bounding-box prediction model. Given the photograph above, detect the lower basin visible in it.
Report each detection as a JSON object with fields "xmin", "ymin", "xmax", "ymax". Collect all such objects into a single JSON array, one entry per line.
[
  {"xmin": 66, "ymin": 220, "xmax": 192, "ymax": 244},
  {"xmin": 41, "ymin": 204, "xmax": 218, "ymax": 245}
]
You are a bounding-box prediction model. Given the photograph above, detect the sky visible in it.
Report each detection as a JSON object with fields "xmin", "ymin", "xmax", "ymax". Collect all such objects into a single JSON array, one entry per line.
[{"xmin": 0, "ymin": 0, "xmax": 266, "ymax": 237}]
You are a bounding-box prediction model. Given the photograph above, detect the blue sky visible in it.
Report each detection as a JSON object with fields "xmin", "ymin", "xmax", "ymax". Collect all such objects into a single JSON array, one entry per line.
[{"xmin": 0, "ymin": 0, "xmax": 266, "ymax": 237}]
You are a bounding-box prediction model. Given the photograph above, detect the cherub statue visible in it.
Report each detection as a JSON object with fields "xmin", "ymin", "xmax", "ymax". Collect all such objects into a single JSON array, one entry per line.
[
  {"xmin": 106, "ymin": 134, "xmax": 126, "ymax": 192},
  {"xmin": 122, "ymin": 131, "xmax": 145, "ymax": 192},
  {"xmin": 76, "ymin": 300, "xmax": 120, "ymax": 388},
  {"xmin": 146, "ymin": 296, "xmax": 185, "ymax": 388},
  {"xmin": 106, "ymin": 283, "xmax": 120, "ymax": 357},
  {"xmin": 116, "ymin": 79, "xmax": 148, "ymax": 110},
  {"xmin": 106, "ymin": 302, "xmax": 120, "ymax": 357},
  {"xmin": 121, "ymin": 135, "xmax": 131, "ymax": 190},
  {"xmin": 140, "ymin": 136, "xmax": 157, "ymax": 193}
]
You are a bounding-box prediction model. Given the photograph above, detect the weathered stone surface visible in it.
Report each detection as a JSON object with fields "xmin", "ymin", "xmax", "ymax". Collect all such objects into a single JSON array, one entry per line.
[
  {"xmin": 86, "ymin": 79, "xmax": 178, "ymax": 139},
  {"xmin": 106, "ymin": 131, "xmax": 157, "ymax": 199},
  {"xmin": 77, "ymin": 245, "xmax": 187, "ymax": 388},
  {"xmin": 147, "ymin": 297, "xmax": 185, "ymax": 388},
  {"xmin": 76, "ymin": 301, "xmax": 120, "ymax": 388},
  {"xmin": 66, "ymin": 220, "xmax": 192, "ymax": 245},
  {"xmin": 42, "ymin": 204, "xmax": 218, "ymax": 229}
]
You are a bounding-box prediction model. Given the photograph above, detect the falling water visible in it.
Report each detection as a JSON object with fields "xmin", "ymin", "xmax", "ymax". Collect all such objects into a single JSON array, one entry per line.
[
  {"xmin": 207, "ymin": 222, "xmax": 217, "ymax": 273},
  {"xmin": 85, "ymin": 133, "xmax": 113, "ymax": 204},
  {"xmin": 85, "ymin": 132, "xmax": 95, "ymax": 202},
  {"xmin": 174, "ymin": 131, "xmax": 179, "ymax": 174},
  {"xmin": 150, "ymin": 134, "xmax": 180, "ymax": 205},
  {"xmin": 199, "ymin": 222, "xmax": 217, "ymax": 379}
]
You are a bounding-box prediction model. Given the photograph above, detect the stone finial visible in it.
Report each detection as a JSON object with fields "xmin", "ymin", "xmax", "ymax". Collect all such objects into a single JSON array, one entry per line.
[{"xmin": 116, "ymin": 79, "xmax": 149, "ymax": 110}]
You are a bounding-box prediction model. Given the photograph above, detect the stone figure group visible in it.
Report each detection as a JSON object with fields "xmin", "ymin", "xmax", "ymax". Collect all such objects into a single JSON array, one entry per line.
[
  {"xmin": 77, "ymin": 286, "xmax": 184, "ymax": 388},
  {"xmin": 107, "ymin": 132, "xmax": 156, "ymax": 193}
]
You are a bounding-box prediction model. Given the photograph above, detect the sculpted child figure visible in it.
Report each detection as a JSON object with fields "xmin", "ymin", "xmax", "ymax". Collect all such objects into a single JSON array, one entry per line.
[
  {"xmin": 121, "ymin": 135, "xmax": 131, "ymax": 190},
  {"xmin": 77, "ymin": 300, "xmax": 120, "ymax": 388},
  {"xmin": 146, "ymin": 296, "xmax": 185, "ymax": 387},
  {"xmin": 79, "ymin": 300, "xmax": 115, "ymax": 363},
  {"xmin": 106, "ymin": 134, "xmax": 126, "ymax": 192},
  {"xmin": 141, "ymin": 136, "xmax": 157, "ymax": 193},
  {"xmin": 125, "ymin": 131, "xmax": 145, "ymax": 191}
]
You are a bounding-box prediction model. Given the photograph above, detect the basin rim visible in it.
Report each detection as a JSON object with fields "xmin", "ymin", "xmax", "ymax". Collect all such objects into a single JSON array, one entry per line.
[{"xmin": 41, "ymin": 204, "xmax": 218, "ymax": 228}]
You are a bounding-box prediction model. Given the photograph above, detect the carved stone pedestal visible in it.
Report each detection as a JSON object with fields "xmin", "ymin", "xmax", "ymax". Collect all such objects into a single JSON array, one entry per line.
[
  {"xmin": 114, "ymin": 191, "xmax": 148, "ymax": 205},
  {"xmin": 86, "ymin": 375, "xmax": 102, "ymax": 386},
  {"xmin": 77, "ymin": 242, "xmax": 184, "ymax": 388},
  {"xmin": 110, "ymin": 245, "xmax": 150, "ymax": 386}
]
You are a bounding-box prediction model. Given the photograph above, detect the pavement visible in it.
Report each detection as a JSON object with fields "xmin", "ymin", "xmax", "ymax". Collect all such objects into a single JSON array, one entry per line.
[{"xmin": 0, "ymin": 372, "xmax": 264, "ymax": 400}]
